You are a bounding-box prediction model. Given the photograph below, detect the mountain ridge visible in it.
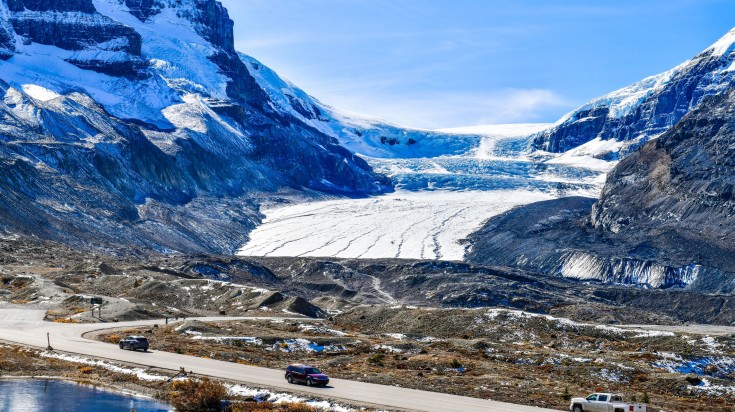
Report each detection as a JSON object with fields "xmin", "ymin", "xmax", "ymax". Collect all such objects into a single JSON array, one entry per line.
[
  {"xmin": 0, "ymin": 0, "xmax": 392, "ymax": 253},
  {"xmin": 532, "ymin": 27, "xmax": 735, "ymax": 158}
]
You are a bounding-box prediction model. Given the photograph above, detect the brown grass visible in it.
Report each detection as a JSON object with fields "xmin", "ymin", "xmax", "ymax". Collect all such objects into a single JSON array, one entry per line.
[
  {"xmin": 169, "ymin": 378, "xmax": 228, "ymax": 412},
  {"xmin": 53, "ymin": 318, "xmax": 79, "ymax": 323},
  {"xmin": 230, "ymin": 402, "xmax": 318, "ymax": 412}
]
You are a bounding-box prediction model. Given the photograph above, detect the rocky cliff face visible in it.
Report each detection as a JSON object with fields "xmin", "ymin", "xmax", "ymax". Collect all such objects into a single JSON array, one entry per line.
[
  {"xmin": 0, "ymin": 0, "xmax": 391, "ymax": 253},
  {"xmin": 467, "ymin": 89, "xmax": 735, "ymax": 294},
  {"xmin": 532, "ymin": 29, "xmax": 735, "ymax": 157},
  {"xmin": 5, "ymin": 0, "xmax": 146, "ymax": 77},
  {"xmin": 590, "ymin": 89, "xmax": 735, "ymax": 281}
]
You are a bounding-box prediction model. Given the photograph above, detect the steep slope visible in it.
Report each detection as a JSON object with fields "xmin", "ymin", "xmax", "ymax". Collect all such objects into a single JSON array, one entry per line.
[
  {"xmin": 240, "ymin": 54, "xmax": 485, "ymax": 159},
  {"xmin": 467, "ymin": 89, "xmax": 735, "ymax": 293},
  {"xmin": 0, "ymin": 0, "xmax": 391, "ymax": 253},
  {"xmin": 533, "ymin": 28, "xmax": 735, "ymax": 157},
  {"xmin": 590, "ymin": 88, "xmax": 735, "ymax": 290}
]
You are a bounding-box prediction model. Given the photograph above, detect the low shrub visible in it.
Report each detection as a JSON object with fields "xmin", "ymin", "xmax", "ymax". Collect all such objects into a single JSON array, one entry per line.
[
  {"xmin": 367, "ymin": 353, "xmax": 385, "ymax": 365},
  {"xmin": 169, "ymin": 378, "xmax": 228, "ymax": 412},
  {"xmin": 229, "ymin": 402, "xmax": 318, "ymax": 412}
]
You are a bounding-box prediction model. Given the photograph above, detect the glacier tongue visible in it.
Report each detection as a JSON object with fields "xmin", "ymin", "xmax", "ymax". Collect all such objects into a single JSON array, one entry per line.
[{"xmin": 238, "ymin": 190, "xmax": 555, "ymax": 261}]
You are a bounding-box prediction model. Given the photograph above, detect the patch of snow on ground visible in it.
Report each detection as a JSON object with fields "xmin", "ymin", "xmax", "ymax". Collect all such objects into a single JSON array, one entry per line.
[
  {"xmin": 482, "ymin": 308, "xmax": 675, "ymax": 338},
  {"xmin": 238, "ymin": 190, "xmax": 553, "ymax": 260},
  {"xmin": 702, "ymin": 336, "xmax": 722, "ymax": 352},
  {"xmin": 227, "ymin": 384, "xmax": 353, "ymax": 411},
  {"xmin": 373, "ymin": 344, "xmax": 403, "ymax": 353},
  {"xmin": 270, "ymin": 339, "xmax": 345, "ymax": 353},
  {"xmin": 41, "ymin": 352, "xmax": 170, "ymax": 382},
  {"xmin": 594, "ymin": 325, "xmax": 675, "ymax": 339},
  {"xmin": 21, "ymin": 84, "xmax": 61, "ymax": 101},
  {"xmin": 594, "ymin": 368, "xmax": 627, "ymax": 383},
  {"xmin": 540, "ymin": 137, "xmax": 626, "ymax": 173},
  {"xmin": 298, "ymin": 324, "xmax": 347, "ymax": 336},
  {"xmin": 654, "ymin": 353, "xmax": 735, "ymax": 378},
  {"xmin": 190, "ymin": 336, "xmax": 263, "ymax": 345}
]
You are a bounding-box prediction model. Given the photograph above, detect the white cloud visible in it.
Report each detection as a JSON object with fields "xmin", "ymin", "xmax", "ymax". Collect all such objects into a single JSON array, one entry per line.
[{"xmin": 324, "ymin": 89, "xmax": 571, "ymax": 130}]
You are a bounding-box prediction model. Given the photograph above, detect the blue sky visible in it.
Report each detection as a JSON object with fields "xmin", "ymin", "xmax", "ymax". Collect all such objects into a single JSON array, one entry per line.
[{"xmin": 220, "ymin": 0, "xmax": 735, "ymax": 129}]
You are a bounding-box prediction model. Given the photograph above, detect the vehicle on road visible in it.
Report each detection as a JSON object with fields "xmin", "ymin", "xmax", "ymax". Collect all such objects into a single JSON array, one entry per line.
[
  {"xmin": 285, "ymin": 364, "xmax": 329, "ymax": 386},
  {"xmin": 118, "ymin": 335, "xmax": 149, "ymax": 351},
  {"xmin": 570, "ymin": 393, "xmax": 646, "ymax": 412}
]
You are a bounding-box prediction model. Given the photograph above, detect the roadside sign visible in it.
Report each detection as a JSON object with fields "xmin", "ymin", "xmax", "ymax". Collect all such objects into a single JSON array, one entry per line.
[{"xmin": 90, "ymin": 297, "xmax": 103, "ymax": 305}]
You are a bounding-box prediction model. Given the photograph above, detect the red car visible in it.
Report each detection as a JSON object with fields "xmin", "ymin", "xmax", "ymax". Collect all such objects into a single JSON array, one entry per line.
[{"xmin": 285, "ymin": 364, "xmax": 330, "ymax": 387}]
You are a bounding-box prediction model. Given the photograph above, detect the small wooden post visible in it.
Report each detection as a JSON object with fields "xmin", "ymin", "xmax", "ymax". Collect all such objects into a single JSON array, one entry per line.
[{"xmin": 46, "ymin": 332, "xmax": 53, "ymax": 351}]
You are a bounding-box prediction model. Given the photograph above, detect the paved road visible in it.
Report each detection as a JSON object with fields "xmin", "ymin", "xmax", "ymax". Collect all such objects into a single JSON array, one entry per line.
[
  {"xmin": 0, "ymin": 305, "xmax": 559, "ymax": 412},
  {"xmin": 618, "ymin": 323, "xmax": 735, "ymax": 336}
]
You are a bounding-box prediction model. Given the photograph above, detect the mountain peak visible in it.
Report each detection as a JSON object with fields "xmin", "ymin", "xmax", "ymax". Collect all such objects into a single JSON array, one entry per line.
[
  {"xmin": 707, "ymin": 26, "xmax": 735, "ymax": 58},
  {"xmin": 533, "ymin": 26, "xmax": 735, "ymax": 155}
]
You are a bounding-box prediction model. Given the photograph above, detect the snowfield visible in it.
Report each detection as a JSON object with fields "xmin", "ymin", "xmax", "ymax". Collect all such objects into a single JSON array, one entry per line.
[{"xmin": 238, "ymin": 190, "xmax": 553, "ymax": 261}]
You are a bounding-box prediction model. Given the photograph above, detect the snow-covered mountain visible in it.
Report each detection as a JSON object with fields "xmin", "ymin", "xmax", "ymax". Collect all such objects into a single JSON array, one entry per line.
[
  {"xmin": 241, "ymin": 52, "xmax": 611, "ymax": 194},
  {"xmin": 533, "ymin": 28, "xmax": 735, "ymax": 157},
  {"xmin": 0, "ymin": 0, "xmax": 393, "ymax": 253},
  {"xmin": 466, "ymin": 28, "xmax": 735, "ymax": 292},
  {"xmin": 240, "ymin": 53, "xmax": 487, "ymax": 159}
]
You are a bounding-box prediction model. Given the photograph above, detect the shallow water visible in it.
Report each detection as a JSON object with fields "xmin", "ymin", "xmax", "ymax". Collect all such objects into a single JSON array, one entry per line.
[{"xmin": 0, "ymin": 379, "xmax": 171, "ymax": 412}]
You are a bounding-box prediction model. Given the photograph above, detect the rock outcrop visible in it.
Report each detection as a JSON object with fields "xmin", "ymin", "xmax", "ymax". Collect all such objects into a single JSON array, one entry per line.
[{"xmin": 6, "ymin": 0, "xmax": 146, "ymax": 77}]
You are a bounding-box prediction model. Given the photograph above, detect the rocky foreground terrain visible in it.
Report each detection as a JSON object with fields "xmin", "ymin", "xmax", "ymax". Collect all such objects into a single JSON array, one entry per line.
[
  {"xmin": 93, "ymin": 308, "xmax": 735, "ymax": 411},
  {"xmin": 0, "ymin": 236, "xmax": 733, "ymax": 411}
]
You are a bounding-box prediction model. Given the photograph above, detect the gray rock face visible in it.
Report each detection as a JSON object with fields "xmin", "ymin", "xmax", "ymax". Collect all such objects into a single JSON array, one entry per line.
[
  {"xmin": 0, "ymin": 25, "xmax": 14, "ymax": 60},
  {"xmin": 123, "ymin": 0, "xmax": 160, "ymax": 21},
  {"xmin": 467, "ymin": 89, "xmax": 735, "ymax": 294},
  {"xmin": 0, "ymin": 1, "xmax": 15, "ymax": 59},
  {"xmin": 465, "ymin": 197, "xmax": 710, "ymax": 290},
  {"xmin": 533, "ymin": 37, "xmax": 735, "ymax": 155},
  {"xmin": 590, "ymin": 89, "xmax": 735, "ymax": 284},
  {"xmin": 5, "ymin": 0, "xmax": 145, "ymax": 77},
  {"xmin": 592, "ymin": 90, "xmax": 735, "ymax": 236},
  {"xmin": 6, "ymin": 0, "xmax": 96, "ymax": 12}
]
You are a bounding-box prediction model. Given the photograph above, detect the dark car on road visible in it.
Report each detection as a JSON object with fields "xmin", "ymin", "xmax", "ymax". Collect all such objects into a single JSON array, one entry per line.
[
  {"xmin": 119, "ymin": 335, "xmax": 149, "ymax": 351},
  {"xmin": 285, "ymin": 364, "xmax": 329, "ymax": 386}
]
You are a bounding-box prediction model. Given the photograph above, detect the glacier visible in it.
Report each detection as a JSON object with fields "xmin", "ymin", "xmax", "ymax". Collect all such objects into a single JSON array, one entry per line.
[{"xmin": 238, "ymin": 190, "xmax": 555, "ymax": 261}]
